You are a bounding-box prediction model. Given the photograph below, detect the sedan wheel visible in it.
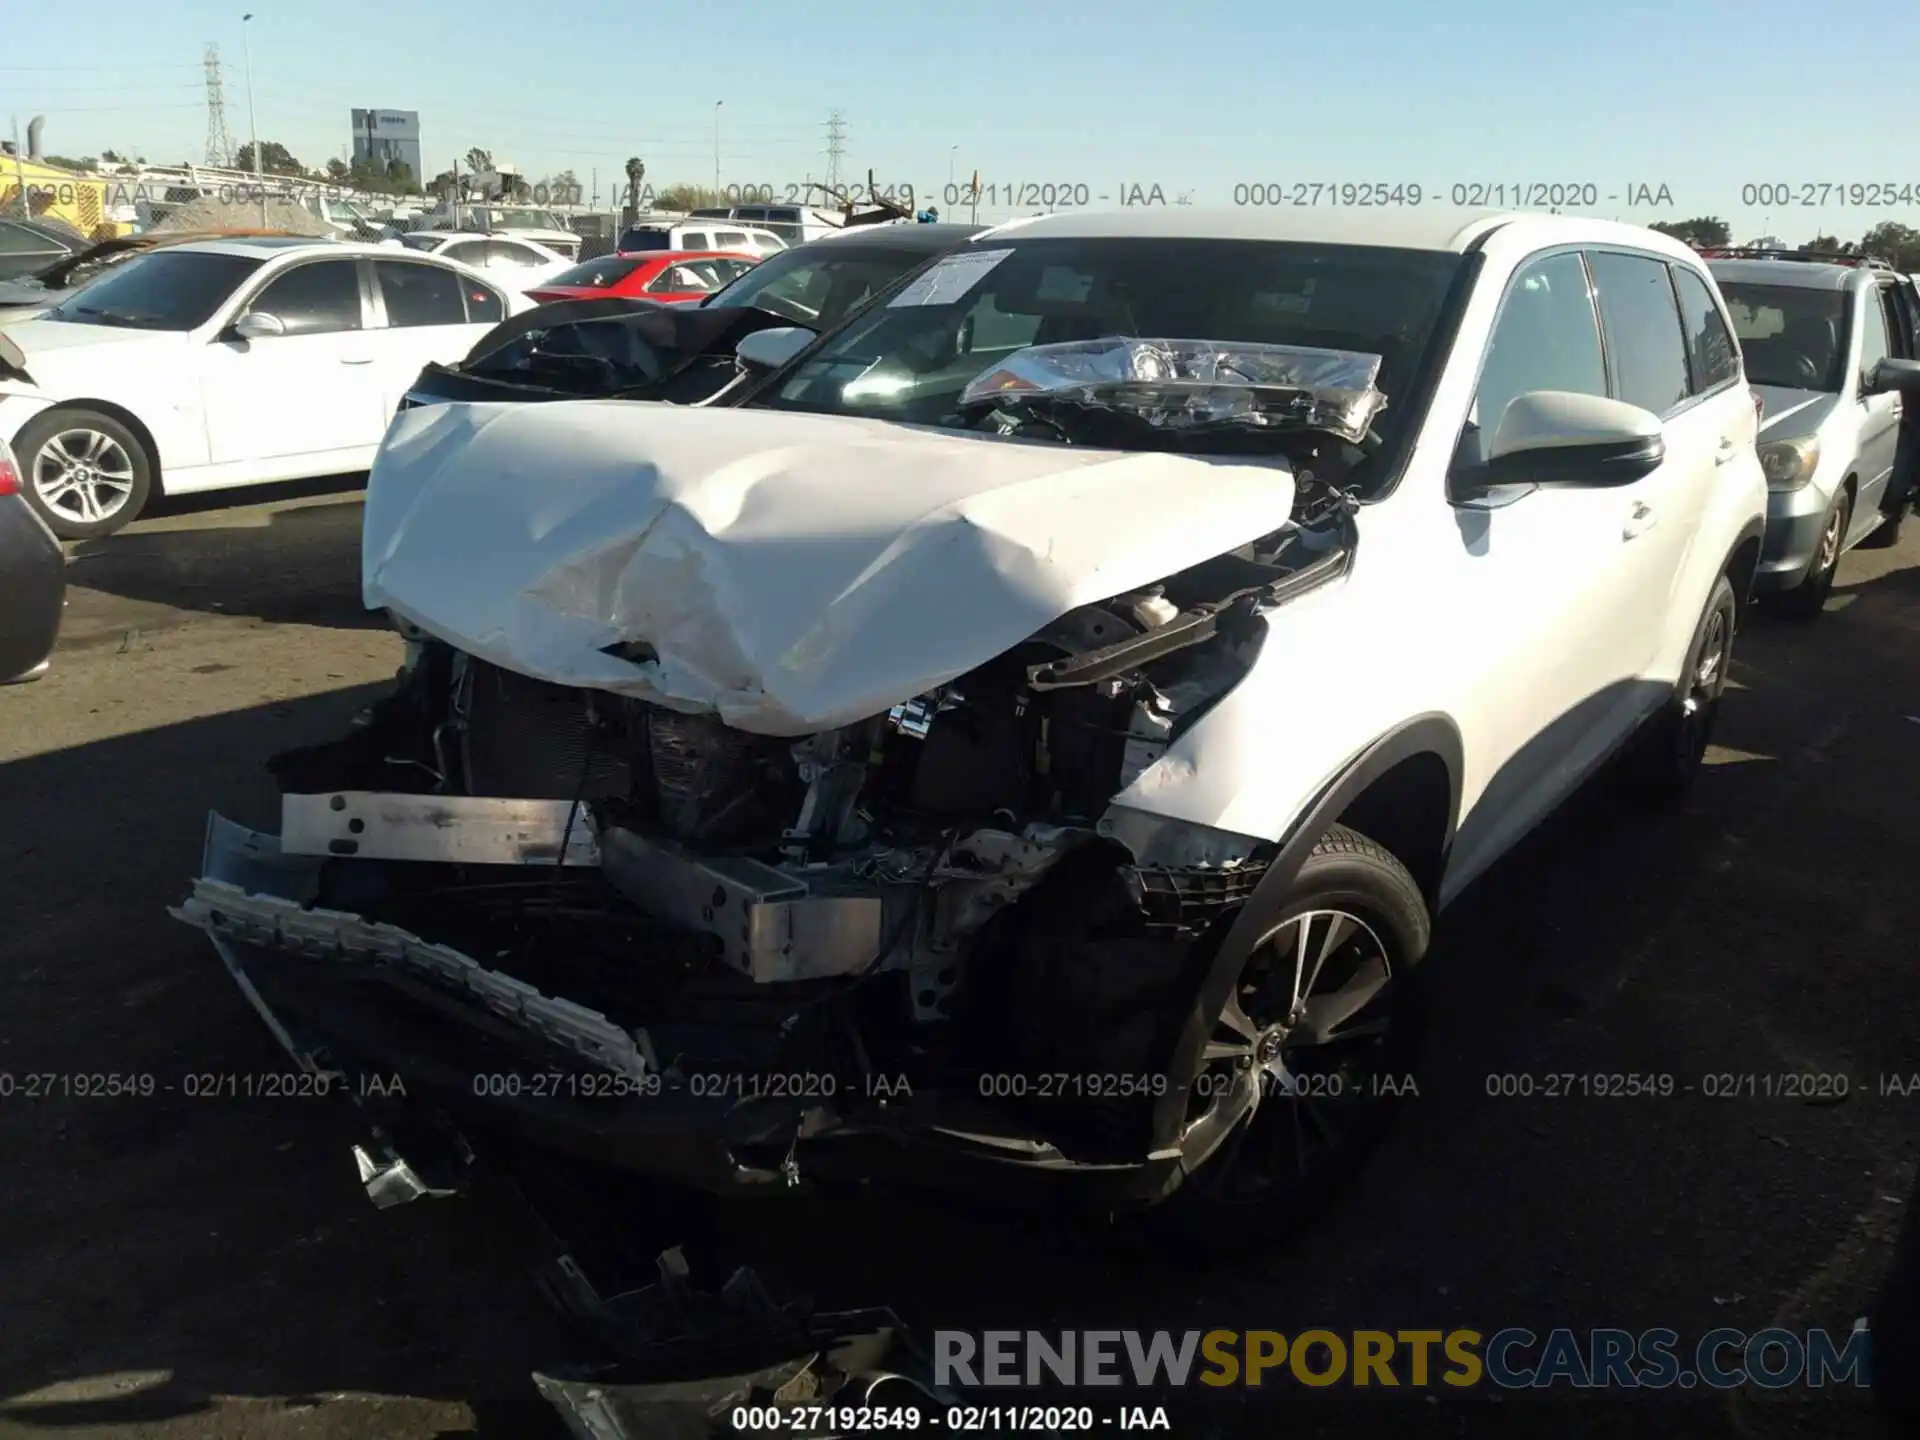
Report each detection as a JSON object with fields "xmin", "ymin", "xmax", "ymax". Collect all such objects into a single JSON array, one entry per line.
[
  {"xmin": 34, "ymin": 429, "xmax": 137, "ymax": 526},
  {"xmin": 15, "ymin": 409, "xmax": 153, "ymax": 539}
]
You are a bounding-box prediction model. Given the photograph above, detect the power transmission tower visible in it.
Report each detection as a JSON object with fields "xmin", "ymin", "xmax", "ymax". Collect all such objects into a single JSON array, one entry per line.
[
  {"xmin": 824, "ymin": 109, "xmax": 846, "ymax": 191},
  {"xmin": 203, "ymin": 44, "xmax": 234, "ymax": 166}
]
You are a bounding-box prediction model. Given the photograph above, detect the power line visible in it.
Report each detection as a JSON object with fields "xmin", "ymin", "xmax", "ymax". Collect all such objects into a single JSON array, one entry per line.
[
  {"xmin": 824, "ymin": 108, "xmax": 845, "ymax": 190},
  {"xmin": 203, "ymin": 43, "xmax": 233, "ymax": 166}
]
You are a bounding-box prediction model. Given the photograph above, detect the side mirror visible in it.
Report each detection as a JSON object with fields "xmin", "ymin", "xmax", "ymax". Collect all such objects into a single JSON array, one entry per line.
[
  {"xmin": 1464, "ymin": 390, "xmax": 1666, "ymax": 493},
  {"xmin": 1864, "ymin": 357, "xmax": 1920, "ymax": 394},
  {"xmin": 232, "ymin": 311, "xmax": 286, "ymax": 341},
  {"xmin": 734, "ymin": 325, "xmax": 815, "ymax": 376}
]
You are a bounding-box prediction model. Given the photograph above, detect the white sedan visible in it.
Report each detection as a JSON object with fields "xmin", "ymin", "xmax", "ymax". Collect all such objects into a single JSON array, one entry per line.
[
  {"xmin": 386, "ymin": 231, "xmax": 576, "ymax": 290},
  {"xmin": 0, "ymin": 238, "xmax": 532, "ymax": 538}
]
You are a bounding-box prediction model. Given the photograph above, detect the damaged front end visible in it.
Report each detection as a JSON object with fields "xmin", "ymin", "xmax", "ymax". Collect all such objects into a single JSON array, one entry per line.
[{"xmin": 175, "ymin": 339, "xmax": 1371, "ymax": 1210}]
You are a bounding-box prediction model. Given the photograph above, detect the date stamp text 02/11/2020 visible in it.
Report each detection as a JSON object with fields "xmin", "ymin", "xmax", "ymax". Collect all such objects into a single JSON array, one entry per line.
[{"xmin": 626, "ymin": 181, "xmax": 1693, "ymax": 211}]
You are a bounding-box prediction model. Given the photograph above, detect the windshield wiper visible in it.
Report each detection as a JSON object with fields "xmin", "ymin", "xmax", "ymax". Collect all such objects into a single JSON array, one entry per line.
[{"xmin": 67, "ymin": 306, "xmax": 154, "ymax": 327}]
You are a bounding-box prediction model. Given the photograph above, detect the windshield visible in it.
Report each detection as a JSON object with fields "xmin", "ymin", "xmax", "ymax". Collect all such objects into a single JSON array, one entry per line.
[
  {"xmin": 706, "ymin": 244, "xmax": 943, "ymax": 325},
  {"xmin": 546, "ymin": 255, "xmax": 650, "ymax": 288},
  {"xmin": 46, "ymin": 251, "xmax": 265, "ymax": 330},
  {"xmin": 757, "ymin": 238, "xmax": 1461, "ymax": 459},
  {"xmin": 1716, "ymin": 281, "xmax": 1851, "ymax": 392},
  {"xmin": 492, "ymin": 208, "xmax": 565, "ymax": 230}
]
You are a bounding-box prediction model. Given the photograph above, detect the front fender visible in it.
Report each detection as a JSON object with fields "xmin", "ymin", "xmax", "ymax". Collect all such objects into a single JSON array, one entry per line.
[
  {"xmin": 1105, "ymin": 582, "xmax": 1460, "ymax": 844},
  {"xmin": 1138, "ymin": 711, "xmax": 1463, "ymax": 1156}
]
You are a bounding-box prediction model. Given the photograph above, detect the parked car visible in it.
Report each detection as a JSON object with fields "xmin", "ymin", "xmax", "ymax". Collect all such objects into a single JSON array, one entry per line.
[
  {"xmin": 0, "ymin": 229, "xmax": 307, "ymax": 322},
  {"xmin": 395, "ymin": 222, "xmax": 991, "ymax": 410},
  {"xmin": 1708, "ymin": 250, "xmax": 1920, "ymax": 616},
  {"xmin": 0, "ymin": 425, "xmax": 64, "ymax": 684},
  {"xmin": 0, "ymin": 217, "xmax": 88, "ymax": 284},
  {"xmin": 684, "ymin": 203, "xmax": 851, "ymax": 244},
  {"xmin": 0, "ymin": 237, "xmax": 532, "ymax": 538},
  {"xmin": 298, "ymin": 194, "xmax": 387, "ymax": 241},
  {"xmin": 524, "ymin": 251, "xmax": 759, "ymax": 306},
  {"xmin": 414, "ymin": 206, "xmax": 582, "ymax": 261},
  {"xmin": 617, "ymin": 221, "xmax": 788, "ymax": 258},
  {"xmin": 387, "ymin": 231, "xmax": 575, "ymax": 291},
  {"xmin": 180, "ymin": 209, "xmax": 1770, "ymax": 1240},
  {"xmin": 697, "ymin": 220, "xmax": 987, "ymax": 326}
]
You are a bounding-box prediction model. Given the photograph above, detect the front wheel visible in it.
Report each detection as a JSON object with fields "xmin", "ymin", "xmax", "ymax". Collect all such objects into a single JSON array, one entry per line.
[
  {"xmin": 1764, "ymin": 488, "xmax": 1850, "ymax": 620},
  {"xmin": 1146, "ymin": 826, "xmax": 1430, "ymax": 1248},
  {"xmin": 14, "ymin": 408, "xmax": 153, "ymax": 540}
]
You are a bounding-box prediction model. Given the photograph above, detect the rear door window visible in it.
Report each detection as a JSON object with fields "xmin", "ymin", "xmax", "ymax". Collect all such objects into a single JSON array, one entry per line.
[
  {"xmin": 375, "ymin": 259, "xmax": 468, "ymax": 327},
  {"xmin": 441, "ymin": 240, "xmax": 490, "ymax": 267},
  {"xmin": 462, "ymin": 276, "xmax": 506, "ymax": 324},
  {"xmin": 1587, "ymin": 250, "xmax": 1690, "ymax": 415}
]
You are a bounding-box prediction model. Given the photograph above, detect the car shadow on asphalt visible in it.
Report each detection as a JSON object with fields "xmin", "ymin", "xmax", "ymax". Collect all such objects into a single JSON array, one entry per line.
[
  {"xmin": 2, "ymin": 556, "xmax": 1918, "ymax": 1437},
  {"xmin": 64, "ymin": 486, "xmax": 382, "ymax": 634}
]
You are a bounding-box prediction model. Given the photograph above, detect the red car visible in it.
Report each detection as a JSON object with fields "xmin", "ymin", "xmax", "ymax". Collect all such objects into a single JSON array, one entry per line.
[{"xmin": 525, "ymin": 250, "xmax": 760, "ymax": 305}]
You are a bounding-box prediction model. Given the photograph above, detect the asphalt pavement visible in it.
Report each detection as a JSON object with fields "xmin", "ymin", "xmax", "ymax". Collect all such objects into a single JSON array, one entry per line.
[{"xmin": 1, "ymin": 481, "xmax": 1916, "ymax": 1439}]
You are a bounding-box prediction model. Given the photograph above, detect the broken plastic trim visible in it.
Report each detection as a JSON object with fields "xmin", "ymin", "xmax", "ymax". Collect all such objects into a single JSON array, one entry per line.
[
  {"xmin": 960, "ymin": 336, "xmax": 1387, "ymax": 445},
  {"xmin": 1025, "ymin": 535, "xmax": 1355, "ymax": 690}
]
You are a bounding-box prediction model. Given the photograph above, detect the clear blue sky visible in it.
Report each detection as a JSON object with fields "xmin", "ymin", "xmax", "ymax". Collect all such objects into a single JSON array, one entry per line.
[{"xmin": 5, "ymin": 0, "xmax": 1918, "ymax": 237}]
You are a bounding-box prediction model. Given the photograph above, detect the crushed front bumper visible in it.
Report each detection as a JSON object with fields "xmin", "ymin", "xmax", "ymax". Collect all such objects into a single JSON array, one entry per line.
[{"xmin": 174, "ymin": 812, "xmax": 1183, "ymax": 1209}]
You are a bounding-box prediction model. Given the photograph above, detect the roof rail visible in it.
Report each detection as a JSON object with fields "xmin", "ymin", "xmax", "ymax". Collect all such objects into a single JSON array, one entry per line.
[{"xmin": 1702, "ymin": 246, "xmax": 1893, "ymax": 270}]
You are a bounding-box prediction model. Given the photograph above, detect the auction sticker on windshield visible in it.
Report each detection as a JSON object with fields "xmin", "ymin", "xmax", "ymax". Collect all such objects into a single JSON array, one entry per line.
[{"xmin": 887, "ymin": 248, "xmax": 1015, "ymax": 308}]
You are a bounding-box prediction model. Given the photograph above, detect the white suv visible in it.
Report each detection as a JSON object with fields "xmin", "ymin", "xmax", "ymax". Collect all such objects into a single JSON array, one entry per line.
[{"xmin": 181, "ymin": 210, "xmax": 1768, "ymax": 1234}]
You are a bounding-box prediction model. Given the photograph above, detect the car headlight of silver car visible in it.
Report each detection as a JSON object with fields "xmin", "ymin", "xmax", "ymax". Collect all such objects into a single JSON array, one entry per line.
[{"xmin": 1758, "ymin": 436, "xmax": 1819, "ymax": 490}]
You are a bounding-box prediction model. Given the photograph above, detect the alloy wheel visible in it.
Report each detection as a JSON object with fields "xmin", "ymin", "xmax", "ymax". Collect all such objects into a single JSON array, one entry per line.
[
  {"xmin": 1182, "ymin": 908, "xmax": 1400, "ymax": 1203},
  {"xmin": 1677, "ymin": 604, "xmax": 1729, "ymax": 757},
  {"xmin": 33, "ymin": 428, "xmax": 137, "ymax": 527}
]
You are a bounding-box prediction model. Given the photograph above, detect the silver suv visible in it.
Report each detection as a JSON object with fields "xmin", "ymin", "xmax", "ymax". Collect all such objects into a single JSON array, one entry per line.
[{"xmin": 1708, "ymin": 251, "xmax": 1920, "ymax": 617}]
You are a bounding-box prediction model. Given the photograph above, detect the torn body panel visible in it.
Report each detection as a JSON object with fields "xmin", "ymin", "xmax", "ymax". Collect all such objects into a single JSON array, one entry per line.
[
  {"xmin": 362, "ymin": 401, "xmax": 1301, "ymax": 736},
  {"xmin": 184, "ymin": 378, "xmax": 1372, "ymax": 1205}
]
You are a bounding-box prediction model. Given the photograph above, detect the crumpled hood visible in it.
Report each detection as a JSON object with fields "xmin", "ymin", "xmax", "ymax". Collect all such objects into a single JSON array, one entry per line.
[
  {"xmin": 362, "ymin": 400, "xmax": 1298, "ymax": 736},
  {"xmin": 1753, "ymin": 385, "xmax": 1839, "ymax": 439}
]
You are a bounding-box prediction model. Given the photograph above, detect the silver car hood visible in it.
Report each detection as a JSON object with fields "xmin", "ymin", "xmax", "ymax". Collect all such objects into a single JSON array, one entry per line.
[
  {"xmin": 361, "ymin": 400, "xmax": 1297, "ymax": 736},
  {"xmin": 1753, "ymin": 385, "xmax": 1840, "ymax": 439}
]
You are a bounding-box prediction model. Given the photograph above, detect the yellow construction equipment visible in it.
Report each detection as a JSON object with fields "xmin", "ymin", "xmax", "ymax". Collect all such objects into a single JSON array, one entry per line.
[{"xmin": 2, "ymin": 159, "xmax": 130, "ymax": 239}]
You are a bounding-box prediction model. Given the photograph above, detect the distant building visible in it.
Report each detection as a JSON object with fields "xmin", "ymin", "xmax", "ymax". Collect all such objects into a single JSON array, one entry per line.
[{"xmin": 350, "ymin": 109, "xmax": 422, "ymax": 182}]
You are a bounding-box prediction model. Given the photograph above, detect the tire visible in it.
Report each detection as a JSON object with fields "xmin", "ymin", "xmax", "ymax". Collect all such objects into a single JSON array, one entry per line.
[
  {"xmin": 1624, "ymin": 573, "xmax": 1737, "ymax": 799},
  {"xmin": 1763, "ymin": 487, "xmax": 1850, "ymax": 621},
  {"xmin": 1142, "ymin": 825, "xmax": 1430, "ymax": 1251},
  {"xmin": 13, "ymin": 408, "xmax": 153, "ymax": 540}
]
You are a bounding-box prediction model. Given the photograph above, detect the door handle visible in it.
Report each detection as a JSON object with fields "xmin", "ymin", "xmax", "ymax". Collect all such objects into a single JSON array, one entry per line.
[
  {"xmin": 1623, "ymin": 499, "xmax": 1656, "ymax": 539},
  {"xmin": 1715, "ymin": 438, "xmax": 1738, "ymax": 466},
  {"xmin": 340, "ymin": 357, "xmax": 374, "ymax": 365}
]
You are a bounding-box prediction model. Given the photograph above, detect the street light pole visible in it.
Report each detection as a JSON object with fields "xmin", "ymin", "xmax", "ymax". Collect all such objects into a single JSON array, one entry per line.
[
  {"xmin": 948, "ymin": 146, "xmax": 957, "ymax": 188},
  {"xmin": 241, "ymin": 13, "xmax": 264, "ymax": 223},
  {"xmin": 713, "ymin": 101, "xmax": 722, "ymax": 199}
]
